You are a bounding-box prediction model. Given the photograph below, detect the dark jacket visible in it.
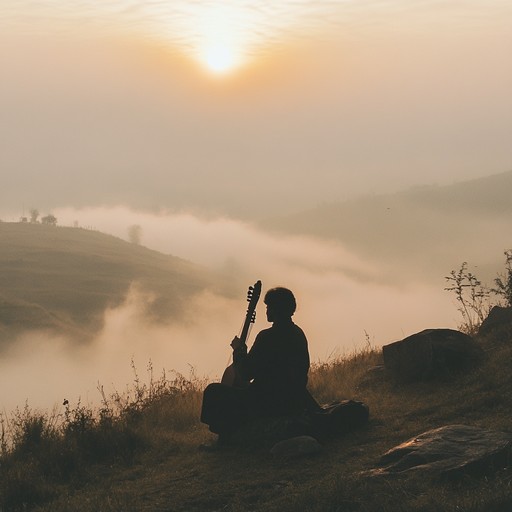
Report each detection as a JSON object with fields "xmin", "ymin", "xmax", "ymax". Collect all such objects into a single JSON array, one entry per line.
[{"xmin": 233, "ymin": 319, "xmax": 310, "ymax": 416}]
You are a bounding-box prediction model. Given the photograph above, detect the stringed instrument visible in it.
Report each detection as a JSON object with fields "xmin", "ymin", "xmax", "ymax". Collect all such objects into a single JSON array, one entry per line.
[{"xmin": 221, "ymin": 280, "xmax": 262, "ymax": 387}]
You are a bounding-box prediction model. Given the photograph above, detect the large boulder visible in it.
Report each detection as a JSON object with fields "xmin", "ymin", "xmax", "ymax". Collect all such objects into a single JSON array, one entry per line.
[
  {"xmin": 368, "ymin": 424, "xmax": 511, "ymax": 479},
  {"xmin": 478, "ymin": 306, "xmax": 512, "ymax": 338},
  {"xmin": 382, "ymin": 328, "xmax": 482, "ymax": 382}
]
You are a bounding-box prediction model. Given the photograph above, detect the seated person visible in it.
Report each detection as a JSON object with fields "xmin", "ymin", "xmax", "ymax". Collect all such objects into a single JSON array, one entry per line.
[{"xmin": 201, "ymin": 287, "xmax": 318, "ymax": 443}]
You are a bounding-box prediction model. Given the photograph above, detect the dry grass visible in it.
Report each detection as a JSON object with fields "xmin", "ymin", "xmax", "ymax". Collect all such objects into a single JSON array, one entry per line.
[{"xmin": 1, "ymin": 329, "xmax": 512, "ymax": 512}]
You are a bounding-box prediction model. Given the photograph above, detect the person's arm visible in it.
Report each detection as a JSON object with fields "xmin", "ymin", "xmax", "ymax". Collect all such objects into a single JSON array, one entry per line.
[{"xmin": 233, "ymin": 332, "xmax": 264, "ymax": 382}]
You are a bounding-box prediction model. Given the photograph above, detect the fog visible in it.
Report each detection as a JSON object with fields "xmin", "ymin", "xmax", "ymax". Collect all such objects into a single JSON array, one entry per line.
[{"xmin": 0, "ymin": 208, "xmax": 458, "ymax": 411}]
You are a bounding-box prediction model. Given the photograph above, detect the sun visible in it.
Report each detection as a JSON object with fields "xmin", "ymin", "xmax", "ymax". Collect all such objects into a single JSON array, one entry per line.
[{"xmin": 202, "ymin": 44, "xmax": 240, "ymax": 75}]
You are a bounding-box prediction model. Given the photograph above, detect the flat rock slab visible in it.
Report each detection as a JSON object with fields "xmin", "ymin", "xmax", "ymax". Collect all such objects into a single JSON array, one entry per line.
[{"xmin": 368, "ymin": 425, "xmax": 511, "ymax": 478}]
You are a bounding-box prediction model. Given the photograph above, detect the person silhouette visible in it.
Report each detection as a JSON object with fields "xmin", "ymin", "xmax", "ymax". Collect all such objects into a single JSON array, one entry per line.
[{"xmin": 200, "ymin": 287, "xmax": 316, "ymax": 444}]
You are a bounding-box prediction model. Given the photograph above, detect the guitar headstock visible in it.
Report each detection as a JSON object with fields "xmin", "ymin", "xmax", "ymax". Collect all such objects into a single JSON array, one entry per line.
[
  {"xmin": 246, "ymin": 280, "xmax": 262, "ymax": 320},
  {"xmin": 238, "ymin": 280, "xmax": 262, "ymax": 344}
]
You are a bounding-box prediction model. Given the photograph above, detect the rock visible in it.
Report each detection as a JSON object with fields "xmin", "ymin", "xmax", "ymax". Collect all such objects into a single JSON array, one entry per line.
[
  {"xmin": 312, "ymin": 400, "xmax": 369, "ymax": 439},
  {"xmin": 382, "ymin": 328, "xmax": 482, "ymax": 382},
  {"xmin": 368, "ymin": 425, "xmax": 511, "ymax": 478},
  {"xmin": 478, "ymin": 306, "xmax": 512, "ymax": 338},
  {"xmin": 270, "ymin": 435, "xmax": 322, "ymax": 458}
]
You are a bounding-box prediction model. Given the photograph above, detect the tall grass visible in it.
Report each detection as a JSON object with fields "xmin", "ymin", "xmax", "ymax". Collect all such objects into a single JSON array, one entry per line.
[
  {"xmin": 308, "ymin": 345, "xmax": 382, "ymax": 404},
  {"xmin": 0, "ymin": 361, "xmax": 207, "ymax": 511}
]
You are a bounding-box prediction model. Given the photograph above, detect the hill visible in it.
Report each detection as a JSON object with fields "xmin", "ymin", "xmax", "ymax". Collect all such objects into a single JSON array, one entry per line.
[
  {"xmin": 1, "ymin": 313, "xmax": 511, "ymax": 511},
  {"xmin": 262, "ymin": 170, "xmax": 512, "ymax": 281},
  {"xmin": 0, "ymin": 222, "xmax": 219, "ymax": 345}
]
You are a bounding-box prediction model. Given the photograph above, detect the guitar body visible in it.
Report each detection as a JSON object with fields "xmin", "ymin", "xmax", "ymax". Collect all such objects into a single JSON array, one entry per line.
[
  {"xmin": 221, "ymin": 362, "xmax": 245, "ymax": 387},
  {"xmin": 221, "ymin": 280, "xmax": 262, "ymax": 388}
]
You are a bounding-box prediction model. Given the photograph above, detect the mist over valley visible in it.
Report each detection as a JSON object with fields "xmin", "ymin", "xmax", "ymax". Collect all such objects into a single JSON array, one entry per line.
[
  {"xmin": 265, "ymin": 170, "xmax": 512, "ymax": 283},
  {"xmin": 2, "ymin": 170, "xmax": 511, "ymax": 410}
]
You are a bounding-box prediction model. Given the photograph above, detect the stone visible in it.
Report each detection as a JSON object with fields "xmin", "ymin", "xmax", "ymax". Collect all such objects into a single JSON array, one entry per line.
[
  {"xmin": 382, "ymin": 328, "xmax": 482, "ymax": 382},
  {"xmin": 368, "ymin": 424, "xmax": 511, "ymax": 478},
  {"xmin": 270, "ymin": 435, "xmax": 322, "ymax": 458},
  {"xmin": 478, "ymin": 306, "xmax": 512, "ymax": 338},
  {"xmin": 311, "ymin": 400, "xmax": 369, "ymax": 439}
]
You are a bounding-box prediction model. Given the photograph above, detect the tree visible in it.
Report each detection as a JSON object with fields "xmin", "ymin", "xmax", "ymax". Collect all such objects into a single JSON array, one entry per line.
[
  {"xmin": 41, "ymin": 214, "xmax": 57, "ymax": 226},
  {"xmin": 29, "ymin": 209, "xmax": 39, "ymax": 223},
  {"xmin": 128, "ymin": 224, "xmax": 142, "ymax": 245}
]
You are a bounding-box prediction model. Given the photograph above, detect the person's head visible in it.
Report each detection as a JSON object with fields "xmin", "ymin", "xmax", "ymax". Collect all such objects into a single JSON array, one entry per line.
[{"xmin": 264, "ymin": 287, "xmax": 296, "ymax": 322}]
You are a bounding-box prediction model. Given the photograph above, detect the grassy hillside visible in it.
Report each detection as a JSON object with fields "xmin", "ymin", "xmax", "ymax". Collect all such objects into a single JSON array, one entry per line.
[
  {"xmin": 263, "ymin": 170, "xmax": 512, "ymax": 280},
  {"xmin": 0, "ymin": 222, "xmax": 218, "ymax": 345},
  {"xmin": 1, "ymin": 318, "xmax": 511, "ymax": 512}
]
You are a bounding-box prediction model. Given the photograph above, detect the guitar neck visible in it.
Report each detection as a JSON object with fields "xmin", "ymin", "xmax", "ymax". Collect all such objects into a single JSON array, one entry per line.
[{"xmin": 239, "ymin": 317, "xmax": 252, "ymax": 346}]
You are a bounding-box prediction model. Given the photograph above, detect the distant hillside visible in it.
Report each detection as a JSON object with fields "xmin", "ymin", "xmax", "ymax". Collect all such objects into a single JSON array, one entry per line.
[
  {"xmin": 0, "ymin": 222, "xmax": 218, "ymax": 345},
  {"xmin": 263, "ymin": 170, "xmax": 512, "ymax": 280}
]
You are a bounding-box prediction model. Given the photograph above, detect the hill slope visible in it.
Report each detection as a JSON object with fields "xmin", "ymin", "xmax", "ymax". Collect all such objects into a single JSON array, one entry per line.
[
  {"xmin": 263, "ymin": 170, "xmax": 512, "ymax": 280},
  {"xmin": 0, "ymin": 222, "xmax": 218, "ymax": 345},
  {"xmin": 2, "ymin": 313, "xmax": 511, "ymax": 512}
]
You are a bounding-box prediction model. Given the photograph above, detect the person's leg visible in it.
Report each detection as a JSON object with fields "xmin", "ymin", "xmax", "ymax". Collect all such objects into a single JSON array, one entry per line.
[{"xmin": 200, "ymin": 383, "xmax": 248, "ymax": 438}]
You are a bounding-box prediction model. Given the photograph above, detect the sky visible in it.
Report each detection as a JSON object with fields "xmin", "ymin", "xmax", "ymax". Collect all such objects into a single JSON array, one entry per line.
[
  {"xmin": 1, "ymin": 1, "xmax": 512, "ymax": 410},
  {"xmin": 1, "ymin": 0, "xmax": 511, "ymax": 217}
]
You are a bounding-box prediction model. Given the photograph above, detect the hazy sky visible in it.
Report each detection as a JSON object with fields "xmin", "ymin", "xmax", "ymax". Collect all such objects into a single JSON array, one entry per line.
[{"xmin": 1, "ymin": 0, "xmax": 511, "ymax": 217}]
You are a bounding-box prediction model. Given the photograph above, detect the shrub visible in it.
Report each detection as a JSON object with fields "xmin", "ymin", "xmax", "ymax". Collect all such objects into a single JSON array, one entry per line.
[
  {"xmin": 445, "ymin": 262, "xmax": 491, "ymax": 335},
  {"xmin": 445, "ymin": 250, "xmax": 512, "ymax": 335},
  {"xmin": 491, "ymin": 249, "xmax": 512, "ymax": 307}
]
